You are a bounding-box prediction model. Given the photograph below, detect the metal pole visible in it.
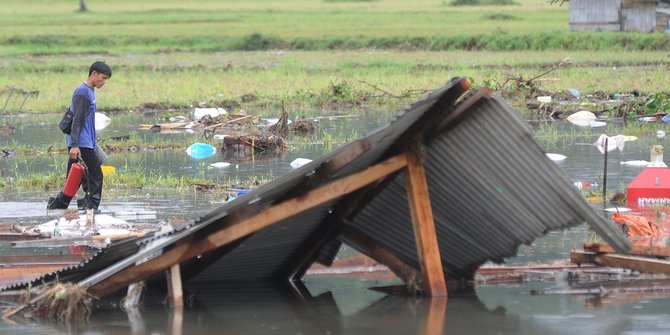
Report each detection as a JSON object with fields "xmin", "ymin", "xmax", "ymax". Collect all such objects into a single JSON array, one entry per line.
[{"xmin": 603, "ymin": 137, "xmax": 608, "ymax": 206}]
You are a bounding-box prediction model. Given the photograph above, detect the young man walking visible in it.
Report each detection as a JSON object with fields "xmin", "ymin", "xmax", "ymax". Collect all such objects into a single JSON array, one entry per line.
[{"xmin": 47, "ymin": 61, "xmax": 112, "ymax": 210}]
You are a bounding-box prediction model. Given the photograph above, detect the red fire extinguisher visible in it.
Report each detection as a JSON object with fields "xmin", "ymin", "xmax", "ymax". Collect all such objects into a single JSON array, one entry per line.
[{"xmin": 63, "ymin": 162, "xmax": 86, "ymax": 197}]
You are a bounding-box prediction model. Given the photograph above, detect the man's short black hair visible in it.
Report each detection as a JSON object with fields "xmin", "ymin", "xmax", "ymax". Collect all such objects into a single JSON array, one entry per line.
[{"xmin": 89, "ymin": 61, "xmax": 112, "ymax": 78}]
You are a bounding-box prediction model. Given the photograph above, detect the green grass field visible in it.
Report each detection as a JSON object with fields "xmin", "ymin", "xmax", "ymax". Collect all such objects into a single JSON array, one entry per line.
[{"xmin": 1, "ymin": 0, "xmax": 669, "ymax": 113}]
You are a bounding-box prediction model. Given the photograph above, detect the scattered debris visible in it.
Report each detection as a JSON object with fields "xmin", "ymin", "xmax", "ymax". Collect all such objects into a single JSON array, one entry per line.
[
  {"xmin": 222, "ymin": 134, "xmax": 286, "ymax": 156},
  {"xmin": 4, "ymin": 282, "xmax": 94, "ymax": 322},
  {"xmin": 574, "ymin": 181, "xmax": 597, "ymax": 189},
  {"xmin": 290, "ymin": 116, "xmax": 316, "ymax": 135},
  {"xmin": 23, "ymin": 213, "xmax": 134, "ymax": 238},
  {"xmin": 612, "ymin": 213, "xmax": 664, "ymax": 240}
]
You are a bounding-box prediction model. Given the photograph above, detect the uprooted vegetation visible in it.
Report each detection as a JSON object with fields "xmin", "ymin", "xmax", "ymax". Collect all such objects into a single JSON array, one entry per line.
[{"xmin": 480, "ymin": 58, "xmax": 670, "ymax": 122}]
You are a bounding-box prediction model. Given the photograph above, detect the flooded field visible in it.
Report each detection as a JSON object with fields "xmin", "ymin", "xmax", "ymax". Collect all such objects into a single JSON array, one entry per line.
[{"xmin": 2, "ymin": 108, "xmax": 670, "ymax": 334}]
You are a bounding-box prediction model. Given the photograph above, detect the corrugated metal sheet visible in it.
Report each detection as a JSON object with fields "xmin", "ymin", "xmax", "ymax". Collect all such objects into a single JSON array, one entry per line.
[
  {"xmin": 1, "ymin": 236, "xmax": 144, "ymax": 291},
  {"xmin": 345, "ymin": 93, "xmax": 631, "ymax": 279},
  {"xmin": 2, "ymin": 78, "xmax": 631, "ymax": 294}
]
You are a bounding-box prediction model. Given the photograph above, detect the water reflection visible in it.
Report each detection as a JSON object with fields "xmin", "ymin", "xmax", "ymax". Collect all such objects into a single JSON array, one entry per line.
[{"xmin": 5, "ymin": 278, "xmax": 670, "ymax": 335}]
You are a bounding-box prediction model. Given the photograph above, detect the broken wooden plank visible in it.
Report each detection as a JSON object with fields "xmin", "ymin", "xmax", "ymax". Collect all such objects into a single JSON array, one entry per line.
[
  {"xmin": 584, "ymin": 242, "xmax": 670, "ymax": 258},
  {"xmin": 571, "ymin": 250, "xmax": 599, "ymax": 265},
  {"xmin": 596, "ymin": 254, "xmax": 670, "ymax": 275},
  {"xmin": 204, "ymin": 115, "xmax": 257, "ymax": 130},
  {"xmin": 405, "ymin": 151, "xmax": 447, "ymax": 297},
  {"xmin": 573, "ymin": 250, "xmax": 670, "ymax": 275},
  {"xmin": 138, "ymin": 122, "xmax": 188, "ymax": 130},
  {"xmin": 0, "ymin": 232, "xmax": 44, "ymax": 240}
]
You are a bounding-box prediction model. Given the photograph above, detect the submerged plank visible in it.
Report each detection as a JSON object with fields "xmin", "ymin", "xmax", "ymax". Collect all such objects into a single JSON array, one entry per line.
[
  {"xmin": 596, "ymin": 254, "xmax": 670, "ymax": 275},
  {"xmin": 573, "ymin": 250, "xmax": 670, "ymax": 275},
  {"xmin": 584, "ymin": 242, "xmax": 670, "ymax": 258}
]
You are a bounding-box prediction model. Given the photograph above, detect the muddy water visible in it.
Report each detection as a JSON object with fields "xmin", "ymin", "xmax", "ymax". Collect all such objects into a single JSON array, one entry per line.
[{"xmin": 2, "ymin": 112, "xmax": 670, "ymax": 334}]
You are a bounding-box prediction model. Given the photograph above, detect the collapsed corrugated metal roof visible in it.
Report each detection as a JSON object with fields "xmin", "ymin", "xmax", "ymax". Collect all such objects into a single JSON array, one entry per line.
[{"xmin": 2, "ymin": 77, "xmax": 631, "ymax": 297}]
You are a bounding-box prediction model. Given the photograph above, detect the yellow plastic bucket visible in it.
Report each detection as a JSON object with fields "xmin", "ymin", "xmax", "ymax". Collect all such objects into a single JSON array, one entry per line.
[{"xmin": 101, "ymin": 165, "xmax": 116, "ymax": 178}]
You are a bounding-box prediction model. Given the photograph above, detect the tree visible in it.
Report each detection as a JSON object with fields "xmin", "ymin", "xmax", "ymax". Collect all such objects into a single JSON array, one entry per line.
[{"xmin": 79, "ymin": 0, "xmax": 87, "ymax": 12}]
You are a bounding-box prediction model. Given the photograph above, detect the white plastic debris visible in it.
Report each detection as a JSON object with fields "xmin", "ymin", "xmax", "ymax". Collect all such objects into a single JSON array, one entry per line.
[
  {"xmin": 604, "ymin": 207, "xmax": 632, "ymax": 212},
  {"xmin": 210, "ymin": 162, "xmax": 231, "ymax": 168},
  {"xmin": 594, "ymin": 134, "xmax": 635, "ymax": 154},
  {"xmin": 95, "ymin": 112, "xmax": 111, "ymax": 130},
  {"xmin": 590, "ymin": 121, "xmax": 607, "ymax": 128},
  {"xmin": 620, "ymin": 160, "xmax": 650, "ymax": 167},
  {"xmin": 290, "ymin": 158, "xmax": 313, "ymax": 168},
  {"xmin": 566, "ymin": 111, "xmax": 596, "ymax": 127},
  {"xmin": 546, "ymin": 153, "xmax": 566, "ymax": 161}
]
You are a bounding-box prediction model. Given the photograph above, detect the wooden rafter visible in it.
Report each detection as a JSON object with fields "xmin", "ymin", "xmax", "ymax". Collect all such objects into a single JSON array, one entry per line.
[{"xmin": 340, "ymin": 224, "xmax": 418, "ymax": 284}]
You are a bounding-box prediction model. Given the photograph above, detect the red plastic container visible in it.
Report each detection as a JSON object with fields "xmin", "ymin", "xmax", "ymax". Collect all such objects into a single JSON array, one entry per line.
[
  {"xmin": 627, "ymin": 167, "xmax": 670, "ymax": 208},
  {"xmin": 63, "ymin": 163, "xmax": 85, "ymax": 197}
]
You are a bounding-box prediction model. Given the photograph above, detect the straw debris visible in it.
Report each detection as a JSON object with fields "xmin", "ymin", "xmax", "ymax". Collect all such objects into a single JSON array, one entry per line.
[{"xmin": 10, "ymin": 283, "xmax": 95, "ymax": 323}]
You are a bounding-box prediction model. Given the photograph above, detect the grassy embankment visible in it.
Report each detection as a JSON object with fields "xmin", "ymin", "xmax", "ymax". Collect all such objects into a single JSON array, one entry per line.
[{"xmin": 1, "ymin": 0, "xmax": 669, "ymax": 189}]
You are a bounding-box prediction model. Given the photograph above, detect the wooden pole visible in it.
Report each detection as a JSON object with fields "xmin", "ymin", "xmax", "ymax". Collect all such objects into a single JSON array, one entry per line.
[
  {"xmin": 166, "ymin": 264, "xmax": 184, "ymax": 308},
  {"xmin": 405, "ymin": 151, "xmax": 447, "ymax": 297}
]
